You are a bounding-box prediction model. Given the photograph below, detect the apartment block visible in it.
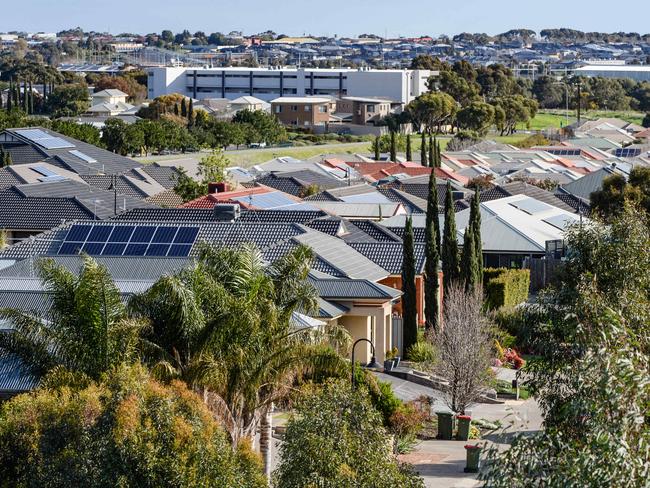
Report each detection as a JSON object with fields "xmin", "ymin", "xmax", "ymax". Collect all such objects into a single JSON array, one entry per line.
[
  {"xmin": 270, "ymin": 97, "xmax": 334, "ymax": 127},
  {"xmin": 147, "ymin": 67, "xmax": 433, "ymax": 104}
]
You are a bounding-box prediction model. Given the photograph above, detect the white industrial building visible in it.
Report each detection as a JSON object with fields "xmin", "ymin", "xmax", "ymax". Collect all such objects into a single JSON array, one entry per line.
[
  {"xmin": 146, "ymin": 67, "xmax": 433, "ymax": 104},
  {"xmin": 574, "ymin": 65, "xmax": 650, "ymax": 81}
]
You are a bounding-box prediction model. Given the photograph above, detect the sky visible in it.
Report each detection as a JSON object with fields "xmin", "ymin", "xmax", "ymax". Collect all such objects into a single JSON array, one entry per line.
[{"xmin": 2, "ymin": 0, "xmax": 650, "ymax": 38}]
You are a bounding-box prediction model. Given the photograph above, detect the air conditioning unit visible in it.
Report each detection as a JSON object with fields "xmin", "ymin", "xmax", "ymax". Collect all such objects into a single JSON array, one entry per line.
[{"xmin": 213, "ymin": 203, "xmax": 241, "ymax": 221}]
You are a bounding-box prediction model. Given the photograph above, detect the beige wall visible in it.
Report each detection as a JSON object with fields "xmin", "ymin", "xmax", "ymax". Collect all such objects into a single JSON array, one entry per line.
[
  {"xmin": 336, "ymin": 301, "xmax": 394, "ymax": 364},
  {"xmin": 272, "ymin": 102, "xmax": 331, "ymax": 127}
]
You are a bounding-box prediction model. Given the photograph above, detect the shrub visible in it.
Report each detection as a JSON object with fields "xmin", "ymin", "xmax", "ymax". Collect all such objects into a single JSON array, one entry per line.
[
  {"xmin": 407, "ymin": 341, "xmax": 437, "ymax": 364},
  {"xmin": 483, "ymin": 268, "xmax": 530, "ymax": 309},
  {"xmin": 389, "ymin": 403, "xmax": 428, "ymax": 439},
  {"xmin": 373, "ymin": 380, "xmax": 403, "ymax": 426}
]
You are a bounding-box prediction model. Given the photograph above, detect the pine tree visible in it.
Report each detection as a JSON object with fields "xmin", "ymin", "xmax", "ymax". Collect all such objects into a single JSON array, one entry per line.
[
  {"xmin": 460, "ymin": 224, "xmax": 478, "ymax": 291},
  {"xmin": 424, "ymin": 169, "xmax": 440, "ymax": 333},
  {"xmin": 428, "ymin": 135, "xmax": 434, "ymax": 168},
  {"xmin": 389, "ymin": 131, "xmax": 397, "ymax": 162},
  {"xmin": 402, "ymin": 216, "xmax": 418, "ymax": 356},
  {"xmin": 435, "ymin": 140, "xmax": 442, "ymax": 168},
  {"xmin": 406, "ymin": 134, "xmax": 412, "ymax": 161},
  {"xmin": 6, "ymin": 80, "xmax": 12, "ymax": 111},
  {"xmin": 180, "ymin": 98, "xmax": 187, "ymax": 117},
  {"xmin": 374, "ymin": 135, "xmax": 380, "ymax": 160},
  {"xmin": 420, "ymin": 132, "xmax": 427, "ymax": 166},
  {"xmin": 442, "ymin": 181, "xmax": 460, "ymax": 289},
  {"xmin": 188, "ymin": 98, "xmax": 194, "ymax": 126},
  {"xmin": 470, "ymin": 189, "xmax": 483, "ymax": 284}
]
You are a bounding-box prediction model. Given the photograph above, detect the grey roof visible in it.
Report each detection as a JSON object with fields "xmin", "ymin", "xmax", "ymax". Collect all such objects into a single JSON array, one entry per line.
[
  {"xmin": 2, "ymin": 127, "xmax": 140, "ymax": 176},
  {"xmin": 310, "ymin": 277, "xmax": 401, "ymax": 300},
  {"xmin": 560, "ymin": 167, "xmax": 619, "ymax": 201},
  {"xmin": 0, "ymin": 187, "xmax": 93, "ymax": 230},
  {"xmin": 79, "ymin": 174, "xmax": 149, "ymax": 197},
  {"xmin": 349, "ymin": 242, "xmax": 426, "ymax": 274},
  {"xmin": 256, "ymin": 170, "xmax": 342, "ymax": 196},
  {"xmin": 316, "ymin": 298, "xmax": 349, "ymax": 318},
  {"xmin": 0, "ymin": 347, "xmax": 39, "ymax": 395},
  {"xmin": 347, "ymin": 220, "xmax": 401, "ymax": 242},
  {"xmin": 293, "ymin": 229, "xmax": 389, "ymax": 281},
  {"xmin": 136, "ymin": 165, "xmax": 181, "ymax": 189},
  {"xmin": 499, "ymin": 181, "xmax": 577, "ymax": 213},
  {"xmin": 0, "ymin": 255, "xmax": 192, "ymax": 281}
]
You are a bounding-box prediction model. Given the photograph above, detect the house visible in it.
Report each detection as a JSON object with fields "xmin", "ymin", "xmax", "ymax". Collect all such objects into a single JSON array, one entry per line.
[
  {"xmin": 86, "ymin": 89, "xmax": 133, "ymax": 116},
  {"xmin": 270, "ymin": 96, "xmax": 335, "ymax": 128},
  {"xmin": 92, "ymin": 89, "xmax": 129, "ymax": 105},
  {"xmin": 335, "ymin": 96, "xmax": 398, "ymax": 125}
]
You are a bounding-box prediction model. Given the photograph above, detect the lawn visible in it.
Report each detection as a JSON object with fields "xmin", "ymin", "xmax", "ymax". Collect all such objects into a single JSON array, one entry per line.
[
  {"xmin": 538, "ymin": 109, "xmax": 646, "ymax": 126},
  {"xmin": 519, "ymin": 112, "xmax": 576, "ymax": 130}
]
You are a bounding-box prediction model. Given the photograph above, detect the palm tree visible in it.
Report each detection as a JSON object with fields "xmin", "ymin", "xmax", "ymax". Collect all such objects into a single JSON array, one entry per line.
[
  {"xmin": 0, "ymin": 256, "xmax": 144, "ymax": 384},
  {"xmin": 130, "ymin": 243, "xmax": 349, "ymax": 478}
]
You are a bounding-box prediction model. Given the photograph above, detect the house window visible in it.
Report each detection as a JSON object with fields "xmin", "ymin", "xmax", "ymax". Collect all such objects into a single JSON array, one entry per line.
[
  {"xmin": 304, "ymin": 121, "xmax": 311, "ymax": 126},
  {"xmin": 291, "ymin": 105, "xmax": 298, "ymax": 111},
  {"xmin": 275, "ymin": 106, "xmax": 282, "ymax": 113},
  {"xmin": 318, "ymin": 105, "xmax": 327, "ymax": 113},
  {"xmin": 305, "ymin": 105, "xmax": 311, "ymax": 112},
  {"xmin": 367, "ymin": 104, "xmax": 375, "ymax": 113}
]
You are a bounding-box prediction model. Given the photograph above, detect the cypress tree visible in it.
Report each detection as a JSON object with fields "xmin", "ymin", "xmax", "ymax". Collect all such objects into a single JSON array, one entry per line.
[
  {"xmin": 374, "ymin": 135, "xmax": 380, "ymax": 160},
  {"xmin": 180, "ymin": 98, "xmax": 187, "ymax": 117},
  {"xmin": 23, "ymin": 81, "xmax": 28, "ymax": 112},
  {"xmin": 188, "ymin": 98, "xmax": 194, "ymax": 124},
  {"xmin": 442, "ymin": 180, "xmax": 460, "ymax": 289},
  {"xmin": 6, "ymin": 80, "xmax": 12, "ymax": 111},
  {"xmin": 174, "ymin": 103, "xmax": 180, "ymax": 116},
  {"xmin": 471, "ymin": 189, "xmax": 483, "ymax": 284},
  {"xmin": 420, "ymin": 132, "xmax": 427, "ymax": 166},
  {"xmin": 389, "ymin": 131, "xmax": 397, "ymax": 162},
  {"xmin": 428, "ymin": 135, "xmax": 434, "ymax": 168},
  {"xmin": 435, "ymin": 140, "xmax": 442, "ymax": 168},
  {"xmin": 401, "ymin": 216, "xmax": 418, "ymax": 356},
  {"xmin": 460, "ymin": 223, "xmax": 478, "ymax": 291},
  {"xmin": 424, "ymin": 169, "xmax": 440, "ymax": 333},
  {"xmin": 405, "ymin": 134, "xmax": 412, "ymax": 161},
  {"xmin": 29, "ymin": 80, "xmax": 34, "ymax": 115}
]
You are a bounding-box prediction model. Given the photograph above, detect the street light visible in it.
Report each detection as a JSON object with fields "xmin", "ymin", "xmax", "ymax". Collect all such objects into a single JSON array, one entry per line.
[{"xmin": 351, "ymin": 338, "xmax": 381, "ymax": 389}]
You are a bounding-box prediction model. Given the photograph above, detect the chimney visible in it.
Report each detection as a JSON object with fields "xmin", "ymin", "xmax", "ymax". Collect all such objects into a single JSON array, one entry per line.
[{"xmin": 208, "ymin": 182, "xmax": 229, "ymax": 194}]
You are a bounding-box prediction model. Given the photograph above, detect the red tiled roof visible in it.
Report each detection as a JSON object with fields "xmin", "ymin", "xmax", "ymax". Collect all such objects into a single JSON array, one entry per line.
[{"xmin": 182, "ymin": 186, "xmax": 272, "ymax": 209}]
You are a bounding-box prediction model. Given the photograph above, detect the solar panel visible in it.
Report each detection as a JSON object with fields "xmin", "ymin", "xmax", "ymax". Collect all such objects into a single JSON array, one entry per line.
[
  {"xmin": 69, "ymin": 150, "xmax": 97, "ymax": 163},
  {"xmin": 543, "ymin": 214, "xmax": 579, "ymax": 230},
  {"xmin": 32, "ymin": 165, "xmax": 59, "ymax": 177},
  {"xmin": 174, "ymin": 227, "xmax": 199, "ymax": 244},
  {"xmin": 38, "ymin": 137, "xmax": 75, "ymax": 149},
  {"xmin": 152, "ymin": 226, "xmax": 177, "ymax": 243},
  {"xmin": 65, "ymin": 224, "xmax": 92, "ymax": 241},
  {"xmin": 39, "ymin": 175, "xmax": 67, "ymax": 183},
  {"xmin": 614, "ymin": 148, "xmax": 641, "ymax": 158},
  {"xmin": 58, "ymin": 224, "xmax": 200, "ymax": 257},
  {"xmin": 15, "ymin": 129, "xmax": 50, "ymax": 140},
  {"xmin": 509, "ymin": 198, "xmax": 553, "ymax": 215}
]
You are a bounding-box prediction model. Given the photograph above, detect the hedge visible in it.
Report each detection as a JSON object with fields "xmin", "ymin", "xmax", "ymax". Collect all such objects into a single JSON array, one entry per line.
[{"xmin": 483, "ymin": 267, "xmax": 530, "ymax": 309}]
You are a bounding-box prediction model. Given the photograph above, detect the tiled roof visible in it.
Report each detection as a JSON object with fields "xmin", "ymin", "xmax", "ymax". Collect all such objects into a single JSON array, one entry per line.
[
  {"xmin": 304, "ymin": 217, "xmax": 343, "ymax": 236},
  {"xmin": 2, "ymin": 127, "xmax": 140, "ymax": 176},
  {"xmin": 134, "ymin": 165, "xmax": 181, "ymax": 189},
  {"xmin": 79, "ymin": 174, "xmax": 149, "ymax": 197},
  {"xmin": 347, "ymin": 220, "xmax": 401, "ymax": 242},
  {"xmin": 144, "ymin": 190, "xmax": 184, "ymax": 208},
  {"xmin": 114, "ymin": 208, "xmax": 217, "ymax": 221},
  {"xmin": 0, "ymin": 187, "xmax": 93, "ymax": 230},
  {"xmin": 378, "ymin": 188, "xmax": 427, "ymax": 213},
  {"xmin": 349, "ymin": 242, "xmax": 426, "ymax": 274},
  {"xmin": 0, "ymin": 168, "xmax": 24, "ymax": 189},
  {"xmin": 239, "ymin": 209, "xmax": 327, "ymax": 223},
  {"xmin": 310, "ymin": 277, "xmax": 401, "ymax": 300},
  {"xmin": 387, "ymin": 226, "xmax": 426, "ymax": 243}
]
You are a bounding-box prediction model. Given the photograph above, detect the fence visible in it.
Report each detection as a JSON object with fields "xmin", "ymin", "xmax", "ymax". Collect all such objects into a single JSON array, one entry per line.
[{"xmin": 525, "ymin": 257, "xmax": 564, "ymax": 292}]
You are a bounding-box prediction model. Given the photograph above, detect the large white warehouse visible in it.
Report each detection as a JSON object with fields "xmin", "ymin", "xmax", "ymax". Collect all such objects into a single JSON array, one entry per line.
[
  {"xmin": 574, "ymin": 65, "xmax": 650, "ymax": 82},
  {"xmin": 146, "ymin": 67, "xmax": 433, "ymax": 104}
]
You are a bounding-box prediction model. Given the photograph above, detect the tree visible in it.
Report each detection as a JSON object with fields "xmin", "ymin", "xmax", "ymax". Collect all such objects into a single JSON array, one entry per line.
[
  {"xmin": 470, "ymin": 189, "xmax": 483, "ymax": 282},
  {"xmin": 460, "ymin": 223, "xmax": 479, "ymax": 292},
  {"xmin": 232, "ymin": 109, "xmax": 286, "ymax": 144},
  {"xmin": 46, "ymin": 83, "xmax": 90, "ymax": 117},
  {"xmin": 492, "ymin": 95, "xmax": 536, "ymax": 135},
  {"xmin": 436, "ymin": 70, "xmax": 481, "ymax": 106},
  {"xmin": 433, "ymin": 284, "xmax": 492, "ymax": 414},
  {"xmin": 173, "ymin": 167, "xmax": 205, "ymax": 203},
  {"xmin": 456, "ymin": 101, "xmax": 495, "ymax": 136},
  {"xmin": 410, "ymin": 54, "xmax": 447, "ymax": 71},
  {"xmin": 198, "ymin": 149, "xmax": 230, "ymax": 185},
  {"xmin": 532, "ymin": 75, "xmax": 565, "ymax": 109},
  {"xmin": 0, "ymin": 146, "xmax": 12, "ymax": 167},
  {"xmin": 420, "ymin": 132, "xmax": 427, "ymax": 166},
  {"xmin": 0, "ymin": 257, "xmax": 143, "ymax": 384},
  {"xmin": 424, "ymin": 170, "xmax": 440, "ymax": 333},
  {"xmin": 401, "ymin": 217, "xmax": 418, "ymax": 356},
  {"xmin": 442, "ymin": 181, "xmax": 460, "ymax": 289},
  {"xmin": 405, "ymin": 134, "xmax": 412, "ymax": 161},
  {"xmin": 389, "ymin": 130, "xmax": 397, "ymax": 161},
  {"xmin": 406, "ymin": 92, "xmax": 457, "ymax": 134},
  {"xmin": 428, "ymin": 135, "xmax": 434, "ymax": 168},
  {"xmin": 643, "ymin": 113, "xmax": 650, "ymax": 128},
  {"xmin": 50, "ymin": 119, "xmax": 102, "ymax": 146},
  {"xmin": 129, "ymin": 244, "xmax": 348, "ymax": 476},
  {"xmin": 373, "ymin": 135, "xmax": 381, "ymax": 160},
  {"xmin": 273, "ymin": 379, "xmax": 424, "ymax": 488},
  {"xmin": 591, "ymin": 167, "xmax": 650, "ymax": 218},
  {"xmin": 94, "ymin": 75, "xmax": 146, "ymax": 103},
  {"xmin": 0, "ymin": 364, "xmax": 267, "ymax": 487},
  {"xmin": 481, "ymin": 208, "xmax": 650, "ymax": 486}
]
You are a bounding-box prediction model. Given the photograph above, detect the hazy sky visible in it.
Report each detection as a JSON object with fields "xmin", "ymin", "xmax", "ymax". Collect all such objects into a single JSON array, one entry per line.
[{"xmin": 2, "ymin": 0, "xmax": 649, "ymax": 38}]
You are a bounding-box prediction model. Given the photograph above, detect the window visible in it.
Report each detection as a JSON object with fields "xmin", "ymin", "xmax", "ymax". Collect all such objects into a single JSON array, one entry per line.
[
  {"xmin": 304, "ymin": 121, "xmax": 311, "ymax": 126},
  {"xmin": 304, "ymin": 105, "xmax": 311, "ymax": 112},
  {"xmin": 275, "ymin": 106, "xmax": 282, "ymax": 113},
  {"xmin": 291, "ymin": 105, "xmax": 298, "ymax": 111},
  {"xmin": 367, "ymin": 104, "xmax": 375, "ymax": 113},
  {"xmin": 318, "ymin": 105, "xmax": 327, "ymax": 113}
]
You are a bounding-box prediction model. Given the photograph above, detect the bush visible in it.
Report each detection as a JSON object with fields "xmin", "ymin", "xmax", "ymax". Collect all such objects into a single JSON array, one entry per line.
[
  {"xmin": 513, "ymin": 133, "xmax": 550, "ymax": 148},
  {"xmin": 407, "ymin": 341, "xmax": 437, "ymax": 364},
  {"xmin": 0, "ymin": 364, "xmax": 266, "ymax": 487},
  {"xmin": 483, "ymin": 268, "xmax": 530, "ymax": 309},
  {"xmin": 373, "ymin": 380, "xmax": 403, "ymax": 426}
]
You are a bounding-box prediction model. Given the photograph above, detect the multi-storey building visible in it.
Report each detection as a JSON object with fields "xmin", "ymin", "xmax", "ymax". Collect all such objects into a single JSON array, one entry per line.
[{"xmin": 147, "ymin": 66, "xmax": 433, "ymax": 104}]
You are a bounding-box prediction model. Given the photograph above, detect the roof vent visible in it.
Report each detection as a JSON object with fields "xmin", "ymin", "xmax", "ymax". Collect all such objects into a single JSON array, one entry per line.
[
  {"xmin": 213, "ymin": 203, "xmax": 241, "ymax": 221},
  {"xmin": 452, "ymin": 191, "xmax": 465, "ymax": 201}
]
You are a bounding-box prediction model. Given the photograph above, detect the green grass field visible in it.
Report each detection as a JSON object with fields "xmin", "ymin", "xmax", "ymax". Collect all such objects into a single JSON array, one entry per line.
[
  {"xmin": 537, "ymin": 109, "xmax": 645, "ymax": 126},
  {"xmin": 519, "ymin": 112, "xmax": 576, "ymax": 130}
]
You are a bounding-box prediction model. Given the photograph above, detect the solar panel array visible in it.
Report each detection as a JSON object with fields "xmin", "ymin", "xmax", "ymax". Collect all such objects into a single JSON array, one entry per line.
[
  {"xmin": 15, "ymin": 129, "xmax": 75, "ymax": 150},
  {"xmin": 509, "ymin": 198, "xmax": 553, "ymax": 215},
  {"xmin": 69, "ymin": 150, "xmax": 97, "ymax": 163},
  {"xmin": 614, "ymin": 148, "xmax": 641, "ymax": 158},
  {"xmin": 58, "ymin": 224, "xmax": 200, "ymax": 257},
  {"xmin": 543, "ymin": 214, "xmax": 579, "ymax": 230},
  {"xmin": 545, "ymin": 148, "xmax": 582, "ymax": 156},
  {"xmin": 32, "ymin": 165, "xmax": 67, "ymax": 182}
]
